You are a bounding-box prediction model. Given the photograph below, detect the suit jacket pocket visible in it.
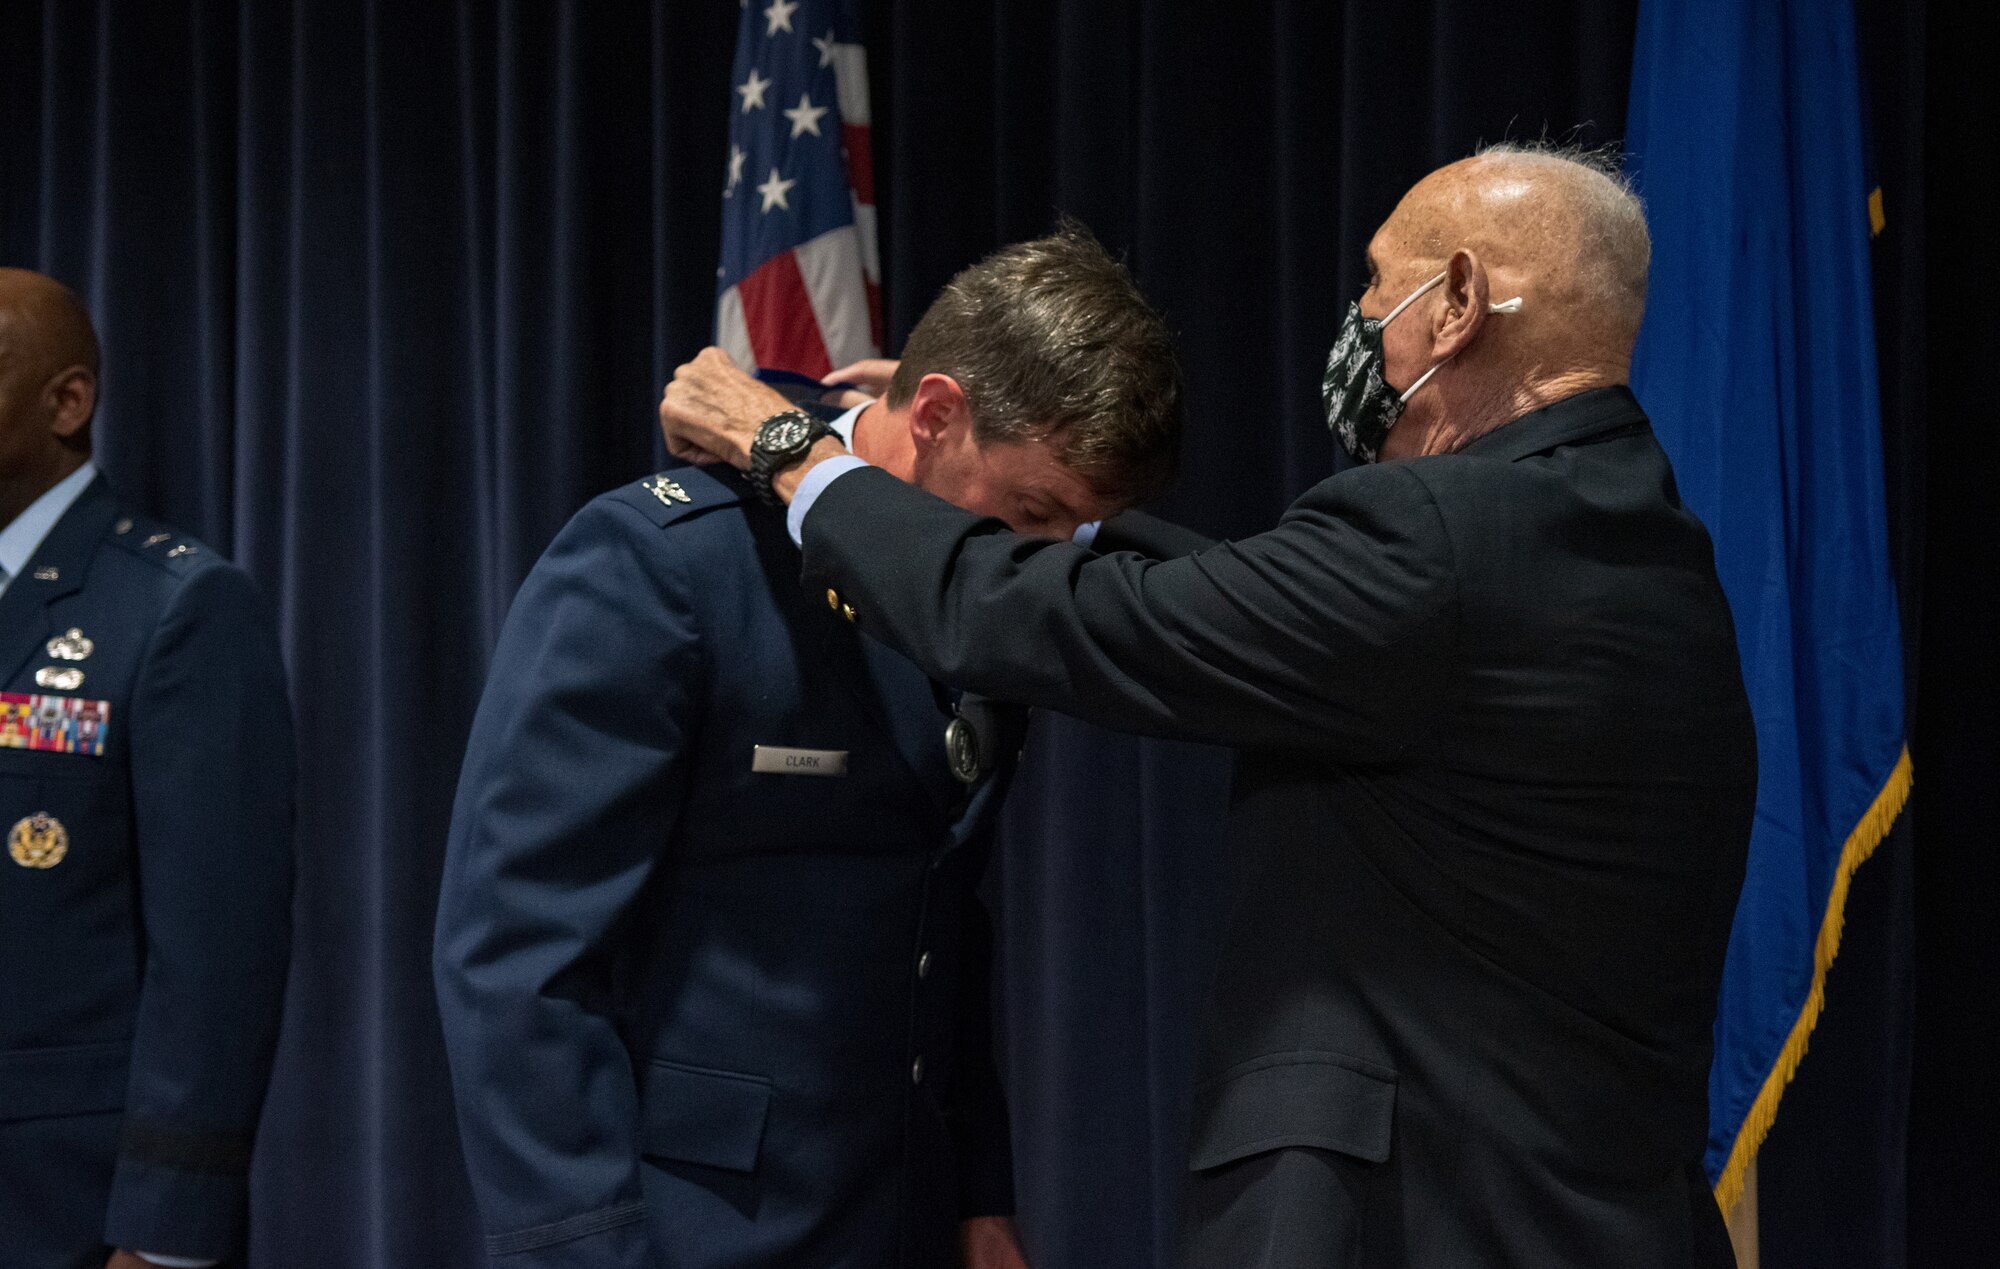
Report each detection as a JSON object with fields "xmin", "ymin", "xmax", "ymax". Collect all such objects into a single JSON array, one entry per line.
[
  {"xmin": 636, "ymin": 1058, "xmax": 773, "ymax": 1174},
  {"xmin": 1187, "ymin": 1052, "xmax": 1396, "ymax": 1170},
  {"xmin": 0, "ymin": 1040, "xmax": 129, "ymax": 1122}
]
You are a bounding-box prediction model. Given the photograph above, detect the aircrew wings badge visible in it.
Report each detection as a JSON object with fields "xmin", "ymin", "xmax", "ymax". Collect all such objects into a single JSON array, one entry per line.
[{"xmin": 0, "ymin": 692, "xmax": 110, "ymax": 756}]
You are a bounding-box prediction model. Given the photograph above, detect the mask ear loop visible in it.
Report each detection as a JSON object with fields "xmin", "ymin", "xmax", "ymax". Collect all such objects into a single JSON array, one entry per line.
[
  {"xmin": 1394, "ymin": 295, "xmax": 1527, "ymax": 404},
  {"xmin": 1380, "ymin": 271, "xmax": 1448, "ymax": 326}
]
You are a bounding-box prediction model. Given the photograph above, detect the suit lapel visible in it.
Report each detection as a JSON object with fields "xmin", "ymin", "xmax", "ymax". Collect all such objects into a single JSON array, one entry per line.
[{"xmin": 0, "ymin": 476, "xmax": 116, "ymax": 687}]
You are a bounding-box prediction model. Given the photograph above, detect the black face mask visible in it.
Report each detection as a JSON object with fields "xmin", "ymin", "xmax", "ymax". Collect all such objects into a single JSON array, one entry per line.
[{"xmin": 1322, "ymin": 271, "xmax": 1523, "ymax": 465}]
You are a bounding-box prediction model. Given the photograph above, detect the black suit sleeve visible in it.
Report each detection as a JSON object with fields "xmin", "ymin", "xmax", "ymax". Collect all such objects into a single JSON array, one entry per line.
[
  {"xmin": 800, "ymin": 465, "xmax": 1458, "ymax": 761},
  {"xmin": 1090, "ymin": 509, "xmax": 1216, "ymax": 560}
]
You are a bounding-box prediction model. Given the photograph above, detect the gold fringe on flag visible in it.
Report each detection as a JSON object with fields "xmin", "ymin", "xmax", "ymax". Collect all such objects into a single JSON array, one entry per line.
[{"xmin": 1711, "ymin": 745, "xmax": 1914, "ymax": 1214}]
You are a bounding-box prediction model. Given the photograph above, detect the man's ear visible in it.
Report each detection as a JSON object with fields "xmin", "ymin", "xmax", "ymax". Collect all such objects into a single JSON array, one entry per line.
[
  {"xmin": 1432, "ymin": 248, "xmax": 1492, "ymax": 360},
  {"xmin": 44, "ymin": 366, "xmax": 96, "ymax": 440},
  {"xmin": 907, "ymin": 372, "xmax": 973, "ymax": 451}
]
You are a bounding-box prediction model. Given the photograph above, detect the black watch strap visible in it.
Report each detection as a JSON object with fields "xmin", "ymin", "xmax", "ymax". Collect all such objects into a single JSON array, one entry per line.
[{"xmin": 746, "ymin": 409, "xmax": 835, "ymax": 507}]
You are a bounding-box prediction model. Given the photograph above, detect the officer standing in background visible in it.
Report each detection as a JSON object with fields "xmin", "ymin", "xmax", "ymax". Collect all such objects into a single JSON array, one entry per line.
[{"xmin": 0, "ymin": 268, "xmax": 296, "ymax": 1269}]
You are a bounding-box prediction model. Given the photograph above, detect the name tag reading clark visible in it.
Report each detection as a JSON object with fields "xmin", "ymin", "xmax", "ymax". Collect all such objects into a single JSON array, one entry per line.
[{"xmin": 752, "ymin": 745, "xmax": 849, "ymax": 777}]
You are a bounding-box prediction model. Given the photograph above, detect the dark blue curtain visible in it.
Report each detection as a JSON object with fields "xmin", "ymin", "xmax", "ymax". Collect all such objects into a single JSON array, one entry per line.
[{"xmin": 4, "ymin": 2, "xmax": 1982, "ymax": 1267}]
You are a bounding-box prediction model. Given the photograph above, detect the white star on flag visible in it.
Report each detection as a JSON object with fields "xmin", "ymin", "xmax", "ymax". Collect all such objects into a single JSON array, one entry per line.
[
  {"xmin": 713, "ymin": 0, "xmax": 883, "ymax": 377},
  {"xmin": 783, "ymin": 93, "xmax": 829, "ymax": 138},
  {"xmin": 756, "ymin": 167, "xmax": 797, "ymax": 213}
]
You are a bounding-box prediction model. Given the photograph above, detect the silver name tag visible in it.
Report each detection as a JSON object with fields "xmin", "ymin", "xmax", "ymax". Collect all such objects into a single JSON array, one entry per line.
[{"xmin": 751, "ymin": 745, "xmax": 849, "ymax": 777}]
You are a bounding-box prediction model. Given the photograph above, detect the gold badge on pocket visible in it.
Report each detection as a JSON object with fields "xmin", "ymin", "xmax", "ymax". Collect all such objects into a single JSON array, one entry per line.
[{"xmin": 8, "ymin": 812, "xmax": 68, "ymax": 869}]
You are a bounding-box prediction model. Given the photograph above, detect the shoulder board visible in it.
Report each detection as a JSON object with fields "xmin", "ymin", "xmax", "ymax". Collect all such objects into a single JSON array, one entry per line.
[
  {"xmin": 612, "ymin": 465, "xmax": 750, "ymax": 528},
  {"xmin": 103, "ymin": 512, "xmax": 215, "ymax": 574}
]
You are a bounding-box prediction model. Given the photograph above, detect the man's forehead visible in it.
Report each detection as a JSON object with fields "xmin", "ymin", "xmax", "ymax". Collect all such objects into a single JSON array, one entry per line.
[{"xmin": 988, "ymin": 431, "xmax": 1115, "ymax": 513}]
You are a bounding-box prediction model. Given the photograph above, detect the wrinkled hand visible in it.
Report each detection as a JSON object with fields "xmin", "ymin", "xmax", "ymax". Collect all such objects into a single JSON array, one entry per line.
[
  {"xmin": 658, "ymin": 347, "xmax": 797, "ymax": 469},
  {"xmin": 961, "ymin": 1215, "xmax": 1031, "ymax": 1269},
  {"xmin": 821, "ymin": 357, "xmax": 900, "ymax": 408}
]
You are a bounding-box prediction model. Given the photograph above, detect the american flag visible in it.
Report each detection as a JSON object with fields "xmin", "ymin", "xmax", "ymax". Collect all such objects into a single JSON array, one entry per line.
[{"xmin": 715, "ymin": 0, "xmax": 881, "ymax": 376}]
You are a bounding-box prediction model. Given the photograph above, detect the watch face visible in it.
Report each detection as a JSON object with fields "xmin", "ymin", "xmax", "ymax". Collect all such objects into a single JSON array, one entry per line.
[{"xmin": 767, "ymin": 418, "xmax": 810, "ymax": 451}]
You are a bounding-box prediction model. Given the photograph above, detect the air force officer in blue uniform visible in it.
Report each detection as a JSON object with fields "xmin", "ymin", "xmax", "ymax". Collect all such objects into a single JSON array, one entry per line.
[
  {"xmin": 435, "ymin": 230, "xmax": 1183, "ymax": 1268},
  {"xmin": 0, "ymin": 269, "xmax": 295, "ymax": 1269}
]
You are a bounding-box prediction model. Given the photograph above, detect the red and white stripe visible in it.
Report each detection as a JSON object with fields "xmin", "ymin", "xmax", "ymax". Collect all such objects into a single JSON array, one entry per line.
[{"xmin": 717, "ymin": 36, "xmax": 880, "ymax": 376}]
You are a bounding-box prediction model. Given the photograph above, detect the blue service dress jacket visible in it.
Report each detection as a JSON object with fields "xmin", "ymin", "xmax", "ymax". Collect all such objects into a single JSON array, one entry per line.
[
  {"xmin": 436, "ymin": 464, "xmax": 1022, "ymax": 1269},
  {"xmin": 0, "ymin": 475, "xmax": 296, "ymax": 1268}
]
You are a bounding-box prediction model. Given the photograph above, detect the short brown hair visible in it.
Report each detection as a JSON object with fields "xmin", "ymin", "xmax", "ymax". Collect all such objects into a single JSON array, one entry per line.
[{"xmin": 886, "ymin": 224, "xmax": 1182, "ymax": 507}]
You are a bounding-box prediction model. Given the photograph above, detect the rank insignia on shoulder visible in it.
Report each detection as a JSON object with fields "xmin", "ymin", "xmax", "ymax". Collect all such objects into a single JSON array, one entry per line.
[
  {"xmin": 46, "ymin": 628, "xmax": 94, "ymax": 661},
  {"xmin": 34, "ymin": 666, "xmax": 84, "ymax": 691},
  {"xmin": 644, "ymin": 474, "xmax": 694, "ymax": 507},
  {"xmin": 0, "ymin": 692, "xmax": 111, "ymax": 756},
  {"xmin": 8, "ymin": 812, "xmax": 68, "ymax": 869},
  {"xmin": 142, "ymin": 533, "xmax": 171, "ymax": 549},
  {"xmin": 167, "ymin": 544, "xmax": 196, "ymax": 558}
]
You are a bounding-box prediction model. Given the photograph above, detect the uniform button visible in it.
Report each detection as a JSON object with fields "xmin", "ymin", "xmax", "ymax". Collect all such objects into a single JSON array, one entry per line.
[
  {"xmin": 911, "ymin": 1056, "xmax": 925, "ymax": 1085},
  {"xmin": 826, "ymin": 588, "xmax": 841, "ymax": 611},
  {"xmin": 917, "ymin": 951, "xmax": 932, "ymax": 979},
  {"xmin": 842, "ymin": 603, "xmax": 858, "ymax": 622}
]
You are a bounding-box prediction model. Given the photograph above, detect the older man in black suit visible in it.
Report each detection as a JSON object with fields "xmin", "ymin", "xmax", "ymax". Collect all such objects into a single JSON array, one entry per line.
[{"xmin": 659, "ymin": 145, "xmax": 1754, "ymax": 1269}]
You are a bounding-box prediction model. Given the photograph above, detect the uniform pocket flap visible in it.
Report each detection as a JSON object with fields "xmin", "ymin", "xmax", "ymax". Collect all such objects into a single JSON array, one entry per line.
[
  {"xmin": 0, "ymin": 1040, "xmax": 129, "ymax": 1122},
  {"xmin": 636, "ymin": 1058, "xmax": 772, "ymax": 1174},
  {"xmin": 1187, "ymin": 1052, "xmax": 1396, "ymax": 1170}
]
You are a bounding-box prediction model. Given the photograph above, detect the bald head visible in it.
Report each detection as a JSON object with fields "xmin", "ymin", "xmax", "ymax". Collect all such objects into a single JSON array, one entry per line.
[
  {"xmin": 1356, "ymin": 144, "xmax": 1653, "ymax": 459},
  {"xmin": 0, "ymin": 268, "xmax": 101, "ymax": 386},
  {"xmin": 1379, "ymin": 144, "xmax": 1651, "ymax": 358},
  {"xmin": 0, "ymin": 269, "xmax": 99, "ymax": 517}
]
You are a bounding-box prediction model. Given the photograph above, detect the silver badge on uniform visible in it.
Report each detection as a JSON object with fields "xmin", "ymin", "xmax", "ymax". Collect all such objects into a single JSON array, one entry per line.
[
  {"xmin": 751, "ymin": 745, "xmax": 849, "ymax": 777},
  {"xmin": 46, "ymin": 628, "xmax": 94, "ymax": 661},
  {"xmin": 35, "ymin": 666, "xmax": 84, "ymax": 691},
  {"xmin": 645, "ymin": 475, "xmax": 694, "ymax": 507},
  {"xmin": 944, "ymin": 717, "xmax": 981, "ymax": 784}
]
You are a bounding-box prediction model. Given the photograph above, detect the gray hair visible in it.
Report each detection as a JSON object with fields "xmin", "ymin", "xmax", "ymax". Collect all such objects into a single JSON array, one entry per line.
[{"xmin": 1473, "ymin": 140, "xmax": 1652, "ymax": 334}]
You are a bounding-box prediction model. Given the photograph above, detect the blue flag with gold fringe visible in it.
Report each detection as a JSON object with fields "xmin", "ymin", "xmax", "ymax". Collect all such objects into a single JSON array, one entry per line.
[{"xmin": 1626, "ymin": 0, "xmax": 1910, "ymax": 1216}]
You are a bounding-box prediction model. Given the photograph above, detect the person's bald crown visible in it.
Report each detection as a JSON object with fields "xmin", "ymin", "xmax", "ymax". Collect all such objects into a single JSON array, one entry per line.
[
  {"xmin": 1396, "ymin": 144, "xmax": 1651, "ymax": 355},
  {"xmin": 0, "ymin": 267, "xmax": 102, "ymax": 381}
]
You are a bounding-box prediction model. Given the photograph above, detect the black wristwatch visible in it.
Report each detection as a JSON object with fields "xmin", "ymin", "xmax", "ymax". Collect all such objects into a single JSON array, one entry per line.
[{"xmin": 745, "ymin": 409, "xmax": 836, "ymax": 507}]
